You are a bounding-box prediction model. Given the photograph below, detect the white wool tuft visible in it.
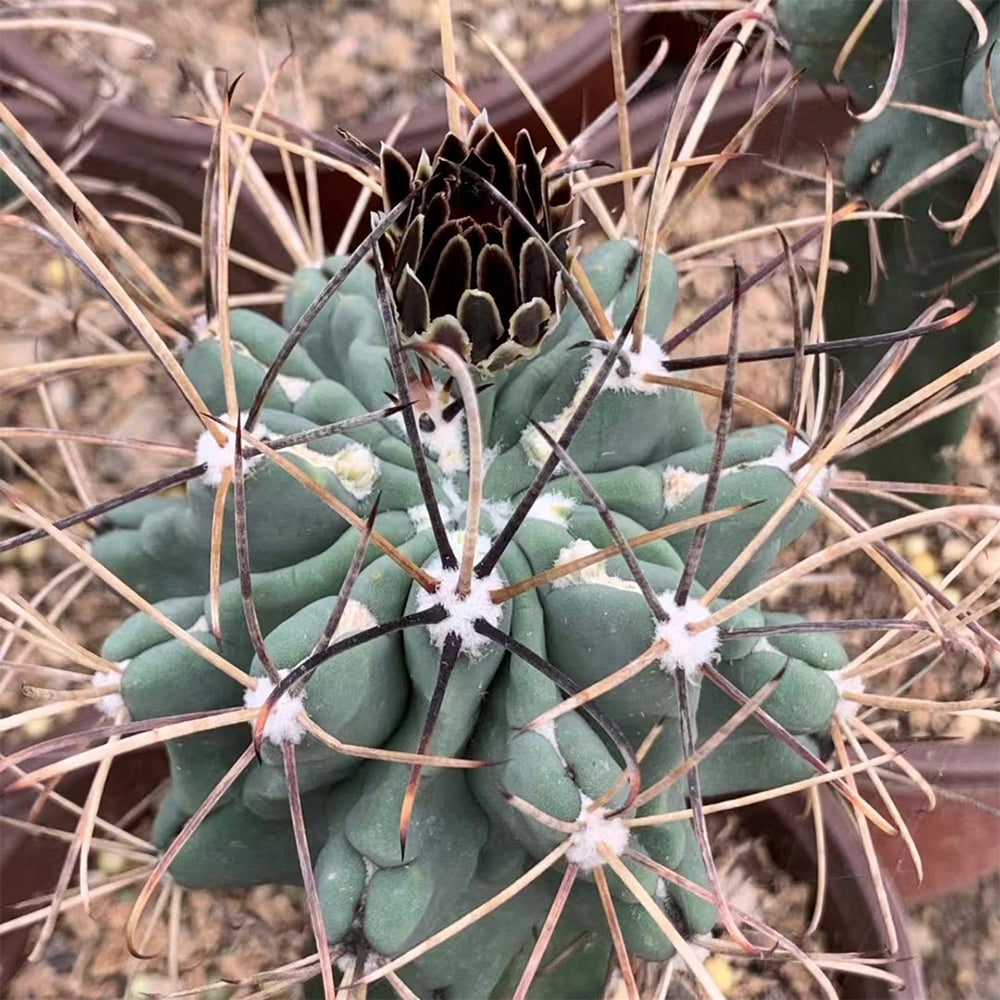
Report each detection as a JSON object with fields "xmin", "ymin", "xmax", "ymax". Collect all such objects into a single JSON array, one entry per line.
[
  {"xmin": 551, "ymin": 538, "xmax": 601, "ymax": 588},
  {"xmin": 534, "ymin": 718, "xmax": 569, "ymax": 768},
  {"xmin": 275, "ymin": 374, "xmax": 311, "ymax": 402},
  {"xmin": 527, "ymin": 491, "xmax": 577, "ymax": 526},
  {"xmin": 599, "ymin": 334, "xmax": 668, "ymax": 394},
  {"xmin": 521, "ymin": 337, "xmax": 667, "ymax": 467},
  {"xmin": 408, "ymin": 504, "xmax": 433, "ymax": 532},
  {"xmin": 662, "ymin": 465, "xmax": 706, "ymax": 511},
  {"xmin": 330, "ymin": 599, "xmax": 378, "ymax": 640},
  {"xmin": 977, "ymin": 120, "xmax": 999, "ymax": 153},
  {"xmin": 402, "ymin": 376, "xmax": 468, "ymax": 474},
  {"xmin": 760, "ymin": 437, "xmax": 833, "ymax": 498},
  {"xmin": 416, "ymin": 541, "xmax": 503, "ymax": 658},
  {"xmin": 335, "ymin": 951, "xmax": 382, "ymax": 976},
  {"xmin": 243, "ymin": 671, "xmax": 306, "ymax": 745},
  {"xmin": 92, "ymin": 668, "xmax": 126, "ymax": 719},
  {"xmin": 661, "ymin": 436, "xmax": 835, "ymax": 513},
  {"xmin": 189, "ymin": 313, "xmax": 210, "ymax": 338},
  {"xmin": 289, "ymin": 442, "xmax": 381, "ymax": 499},
  {"xmin": 566, "ymin": 798, "xmax": 630, "ymax": 871},
  {"xmin": 653, "ymin": 591, "xmax": 719, "ymax": 676},
  {"xmin": 550, "ymin": 539, "xmax": 640, "ymax": 593},
  {"xmin": 481, "ymin": 497, "xmax": 514, "ymax": 527},
  {"xmin": 195, "ymin": 412, "xmax": 269, "ymax": 486},
  {"xmin": 833, "ymin": 670, "xmax": 866, "ymax": 719}
]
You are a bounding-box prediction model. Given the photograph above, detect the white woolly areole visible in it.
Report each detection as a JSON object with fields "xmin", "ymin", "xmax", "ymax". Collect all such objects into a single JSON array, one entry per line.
[
  {"xmin": 550, "ymin": 539, "xmax": 640, "ymax": 593},
  {"xmin": 243, "ymin": 671, "xmax": 306, "ymax": 745},
  {"xmin": 661, "ymin": 436, "xmax": 834, "ymax": 513},
  {"xmin": 662, "ymin": 465, "xmax": 706, "ymax": 511},
  {"xmin": 335, "ymin": 951, "xmax": 382, "ymax": 977},
  {"xmin": 408, "ymin": 503, "xmax": 434, "ymax": 532},
  {"xmin": 408, "ymin": 479, "xmax": 459, "ymax": 533},
  {"xmin": 290, "ymin": 442, "xmax": 381, "ymax": 500},
  {"xmin": 759, "ymin": 437, "xmax": 833, "ymax": 497},
  {"xmin": 92, "ymin": 668, "xmax": 126, "ymax": 719},
  {"xmin": 422, "ymin": 415, "xmax": 467, "ymax": 475},
  {"xmin": 188, "ymin": 615, "xmax": 209, "ymax": 634},
  {"xmin": 527, "ymin": 491, "xmax": 577, "ymax": 526},
  {"xmin": 598, "ymin": 334, "xmax": 669, "ymax": 394},
  {"xmin": 195, "ymin": 412, "xmax": 269, "ymax": 486},
  {"xmin": 566, "ymin": 797, "xmax": 630, "ymax": 871},
  {"xmin": 521, "ymin": 418, "xmax": 566, "ymax": 467},
  {"xmin": 521, "ymin": 335, "xmax": 668, "ymax": 467},
  {"xmin": 330, "ymin": 599, "xmax": 378, "ymax": 640},
  {"xmin": 976, "ymin": 120, "xmax": 999, "ymax": 154},
  {"xmin": 275, "ymin": 374, "xmax": 311, "ymax": 402},
  {"xmin": 834, "ymin": 669, "xmax": 866, "ymax": 720},
  {"xmin": 402, "ymin": 377, "xmax": 468, "ymax": 474},
  {"xmin": 534, "ymin": 718, "xmax": 569, "ymax": 768},
  {"xmin": 416, "ymin": 539, "xmax": 503, "ymax": 658},
  {"xmin": 407, "ymin": 493, "xmax": 509, "ymax": 537},
  {"xmin": 438, "ymin": 477, "xmax": 511, "ymax": 535},
  {"xmin": 482, "ymin": 499, "xmax": 514, "ymax": 532},
  {"xmin": 653, "ymin": 591, "xmax": 719, "ymax": 676}
]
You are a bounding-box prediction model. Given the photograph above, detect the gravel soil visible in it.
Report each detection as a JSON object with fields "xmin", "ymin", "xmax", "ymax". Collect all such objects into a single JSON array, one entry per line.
[{"xmin": 2, "ymin": 3, "xmax": 998, "ymax": 998}]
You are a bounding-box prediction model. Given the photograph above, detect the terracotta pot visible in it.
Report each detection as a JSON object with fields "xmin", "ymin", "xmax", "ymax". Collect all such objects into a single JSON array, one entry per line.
[
  {"xmin": 744, "ymin": 788, "xmax": 926, "ymax": 1000},
  {"xmin": 857, "ymin": 739, "xmax": 1000, "ymax": 905},
  {"xmin": 1, "ymin": 11, "xmax": 852, "ymax": 271},
  {"xmin": 0, "ymin": 741, "xmax": 169, "ymax": 991}
]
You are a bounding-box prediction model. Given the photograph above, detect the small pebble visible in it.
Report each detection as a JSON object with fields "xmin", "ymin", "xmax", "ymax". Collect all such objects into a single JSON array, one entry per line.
[
  {"xmin": 22, "ymin": 715, "xmax": 55, "ymax": 740},
  {"xmin": 41, "ymin": 256, "xmax": 72, "ymax": 289},
  {"xmin": 704, "ymin": 955, "xmax": 735, "ymax": 993},
  {"xmin": 6, "ymin": 538, "xmax": 45, "ymax": 568},
  {"xmin": 901, "ymin": 533, "xmax": 931, "ymax": 559},
  {"xmin": 127, "ymin": 973, "xmax": 173, "ymax": 999},
  {"xmin": 908, "ymin": 551, "xmax": 939, "ymax": 580},
  {"xmin": 941, "ymin": 535, "xmax": 971, "ymax": 566},
  {"xmin": 96, "ymin": 850, "xmax": 129, "ymax": 876},
  {"xmin": 977, "ymin": 546, "xmax": 1000, "ymax": 577}
]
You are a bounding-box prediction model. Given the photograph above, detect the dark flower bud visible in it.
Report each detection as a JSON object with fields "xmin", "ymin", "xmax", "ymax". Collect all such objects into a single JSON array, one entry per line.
[{"xmin": 379, "ymin": 111, "xmax": 572, "ymax": 373}]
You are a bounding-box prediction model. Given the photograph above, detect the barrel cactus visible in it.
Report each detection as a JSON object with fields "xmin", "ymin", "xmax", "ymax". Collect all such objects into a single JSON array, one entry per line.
[
  {"xmin": 67, "ymin": 116, "xmax": 862, "ymax": 998},
  {"xmin": 775, "ymin": 0, "xmax": 1000, "ymax": 483}
]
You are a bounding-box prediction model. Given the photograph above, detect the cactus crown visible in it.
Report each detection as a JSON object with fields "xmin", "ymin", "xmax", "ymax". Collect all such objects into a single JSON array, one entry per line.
[{"xmin": 380, "ymin": 111, "xmax": 572, "ymax": 373}]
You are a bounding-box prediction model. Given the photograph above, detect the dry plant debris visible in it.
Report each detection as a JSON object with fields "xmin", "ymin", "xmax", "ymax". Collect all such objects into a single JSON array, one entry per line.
[{"xmin": 1, "ymin": 2, "xmax": 998, "ymax": 999}]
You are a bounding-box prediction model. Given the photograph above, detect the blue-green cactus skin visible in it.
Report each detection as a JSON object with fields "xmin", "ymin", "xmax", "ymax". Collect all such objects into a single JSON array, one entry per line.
[
  {"xmin": 776, "ymin": 0, "xmax": 1000, "ymax": 486},
  {"xmin": 95, "ymin": 241, "xmax": 847, "ymax": 994}
]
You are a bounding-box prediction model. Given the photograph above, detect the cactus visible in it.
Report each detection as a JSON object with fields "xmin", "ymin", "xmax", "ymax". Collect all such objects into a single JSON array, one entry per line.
[
  {"xmin": 3, "ymin": 19, "xmax": 996, "ymax": 1000},
  {"xmin": 775, "ymin": 0, "xmax": 1000, "ymax": 484},
  {"xmin": 18, "ymin": 111, "xmax": 862, "ymax": 997}
]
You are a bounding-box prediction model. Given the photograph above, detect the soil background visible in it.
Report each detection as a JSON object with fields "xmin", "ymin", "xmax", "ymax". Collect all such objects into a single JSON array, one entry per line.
[{"xmin": 2, "ymin": 2, "xmax": 998, "ymax": 998}]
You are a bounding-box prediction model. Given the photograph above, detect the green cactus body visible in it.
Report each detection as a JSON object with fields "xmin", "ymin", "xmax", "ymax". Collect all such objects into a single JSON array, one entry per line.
[
  {"xmin": 95, "ymin": 237, "xmax": 848, "ymax": 995},
  {"xmin": 777, "ymin": 0, "xmax": 1000, "ymax": 483},
  {"xmin": 774, "ymin": 0, "xmax": 892, "ymax": 97}
]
